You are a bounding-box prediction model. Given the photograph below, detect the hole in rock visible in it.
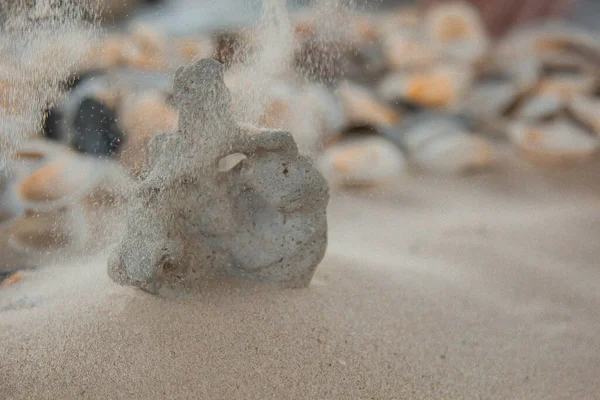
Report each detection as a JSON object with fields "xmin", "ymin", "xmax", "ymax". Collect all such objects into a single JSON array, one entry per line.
[{"xmin": 218, "ymin": 153, "xmax": 247, "ymax": 172}]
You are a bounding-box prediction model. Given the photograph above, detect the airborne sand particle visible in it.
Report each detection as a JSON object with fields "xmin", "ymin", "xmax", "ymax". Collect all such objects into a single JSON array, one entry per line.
[
  {"xmin": 1, "ymin": 0, "xmax": 360, "ymax": 275},
  {"xmin": 0, "ymin": 0, "xmax": 102, "ymax": 169}
]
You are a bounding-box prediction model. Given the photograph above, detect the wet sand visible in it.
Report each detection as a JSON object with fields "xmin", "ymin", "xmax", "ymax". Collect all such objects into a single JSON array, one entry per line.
[{"xmin": 1, "ymin": 149, "xmax": 600, "ymax": 399}]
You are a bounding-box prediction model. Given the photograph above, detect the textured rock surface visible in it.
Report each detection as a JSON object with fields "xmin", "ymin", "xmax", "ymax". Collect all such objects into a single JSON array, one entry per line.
[{"xmin": 108, "ymin": 58, "xmax": 329, "ymax": 294}]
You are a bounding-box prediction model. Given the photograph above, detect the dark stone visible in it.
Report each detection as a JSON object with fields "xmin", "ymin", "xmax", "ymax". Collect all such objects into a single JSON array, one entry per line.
[
  {"xmin": 0, "ymin": 270, "xmax": 11, "ymax": 283},
  {"xmin": 341, "ymin": 124, "xmax": 379, "ymax": 138},
  {"xmin": 72, "ymin": 98, "xmax": 123, "ymax": 157},
  {"xmin": 391, "ymin": 99, "xmax": 424, "ymax": 114},
  {"xmin": 42, "ymin": 107, "xmax": 64, "ymax": 141}
]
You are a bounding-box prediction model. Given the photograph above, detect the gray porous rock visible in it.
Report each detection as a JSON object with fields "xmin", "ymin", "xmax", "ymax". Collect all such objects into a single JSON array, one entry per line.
[{"xmin": 108, "ymin": 58, "xmax": 329, "ymax": 295}]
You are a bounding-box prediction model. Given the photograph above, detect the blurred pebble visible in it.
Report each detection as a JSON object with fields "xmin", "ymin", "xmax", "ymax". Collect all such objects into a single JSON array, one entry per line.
[
  {"xmin": 42, "ymin": 107, "xmax": 65, "ymax": 141},
  {"xmin": 118, "ymin": 91, "xmax": 178, "ymax": 175},
  {"xmin": 101, "ymin": 0, "xmax": 140, "ymax": 21},
  {"xmin": 425, "ymin": 1, "xmax": 489, "ymax": 64},
  {"xmin": 337, "ymin": 82, "xmax": 401, "ymax": 128},
  {"xmin": 255, "ymin": 81, "xmax": 345, "ymax": 154},
  {"xmin": 105, "ymin": 68, "xmax": 172, "ymax": 94},
  {"xmin": 484, "ymin": 52, "xmax": 541, "ymax": 95},
  {"xmin": 318, "ymin": 135, "xmax": 406, "ymax": 187},
  {"xmin": 81, "ymin": 25, "xmax": 213, "ymax": 75},
  {"xmin": 73, "ymin": 97, "xmax": 123, "ymax": 157},
  {"xmin": 298, "ymin": 84, "xmax": 345, "ymax": 139},
  {"xmin": 505, "ymin": 57, "xmax": 542, "ymax": 94},
  {"xmin": 382, "ymin": 113, "xmax": 494, "ymax": 174},
  {"xmin": 378, "ymin": 64, "xmax": 472, "ymax": 109},
  {"xmin": 258, "ymin": 81, "xmax": 296, "ymax": 130},
  {"xmin": 535, "ymin": 73, "xmax": 597, "ymax": 99},
  {"xmin": 508, "ymin": 119, "xmax": 599, "ymax": 165},
  {"xmin": 174, "ymin": 35, "xmax": 216, "ymax": 64},
  {"xmin": 498, "ymin": 22, "xmax": 600, "ymax": 63},
  {"xmin": 7, "ymin": 206, "xmax": 88, "ymax": 254},
  {"xmin": 1, "ymin": 296, "xmax": 42, "ymax": 311},
  {"xmin": 0, "ymin": 271, "xmax": 24, "ymax": 287},
  {"xmin": 409, "ymin": 131, "xmax": 494, "ymax": 175},
  {"xmin": 124, "ymin": 24, "xmax": 172, "ymax": 72},
  {"xmin": 540, "ymin": 52, "xmax": 595, "ymax": 74},
  {"xmin": 81, "ymin": 35, "xmax": 130, "ymax": 73},
  {"xmin": 0, "ymin": 170, "xmax": 24, "ymax": 227},
  {"xmin": 381, "ymin": 31, "xmax": 439, "ymax": 71},
  {"xmin": 0, "ymin": 271, "xmax": 13, "ymax": 285},
  {"xmin": 377, "ymin": 7, "xmax": 420, "ymax": 35},
  {"xmin": 17, "ymin": 150, "xmax": 102, "ymax": 212},
  {"xmin": 568, "ymin": 95, "xmax": 600, "ymax": 136},
  {"xmin": 515, "ymin": 94, "xmax": 563, "ymax": 120},
  {"xmin": 462, "ymin": 81, "xmax": 518, "ymax": 118}
]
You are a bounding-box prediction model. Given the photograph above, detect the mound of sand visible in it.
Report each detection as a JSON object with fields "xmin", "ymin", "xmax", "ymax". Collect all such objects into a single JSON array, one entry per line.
[{"xmin": 1, "ymin": 150, "xmax": 600, "ymax": 399}]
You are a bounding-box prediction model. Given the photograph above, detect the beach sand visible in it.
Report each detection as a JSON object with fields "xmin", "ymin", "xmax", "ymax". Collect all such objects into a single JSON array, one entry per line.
[{"xmin": 1, "ymin": 149, "xmax": 600, "ymax": 399}]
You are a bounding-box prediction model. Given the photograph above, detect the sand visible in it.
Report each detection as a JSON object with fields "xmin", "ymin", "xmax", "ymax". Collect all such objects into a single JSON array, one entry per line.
[{"xmin": 1, "ymin": 149, "xmax": 600, "ymax": 399}]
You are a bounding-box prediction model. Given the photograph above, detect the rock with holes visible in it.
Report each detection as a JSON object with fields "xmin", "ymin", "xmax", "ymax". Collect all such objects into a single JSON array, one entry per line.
[{"xmin": 108, "ymin": 59, "xmax": 329, "ymax": 294}]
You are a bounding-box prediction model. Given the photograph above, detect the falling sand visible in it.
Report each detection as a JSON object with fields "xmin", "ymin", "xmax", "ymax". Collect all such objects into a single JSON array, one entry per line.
[
  {"xmin": 1, "ymin": 1, "xmax": 600, "ymax": 399},
  {"xmin": 0, "ymin": 0, "xmax": 101, "ymax": 166}
]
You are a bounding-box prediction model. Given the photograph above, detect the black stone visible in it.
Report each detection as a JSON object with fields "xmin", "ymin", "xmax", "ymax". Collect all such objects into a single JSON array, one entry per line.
[
  {"xmin": 341, "ymin": 124, "xmax": 379, "ymax": 138},
  {"xmin": 72, "ymin": 98, "xmax": 123, "ymax": 157},
  {"xmin": 42, "ymin": 107, "xmax": 64, "ymax": 141},
  {"xmin": 0, "ymin": 270, "xmax": 11, "ymax": 283},
  {"xmin": 392, "ymin": 99, "xmax": 424, "ymax": 114}
]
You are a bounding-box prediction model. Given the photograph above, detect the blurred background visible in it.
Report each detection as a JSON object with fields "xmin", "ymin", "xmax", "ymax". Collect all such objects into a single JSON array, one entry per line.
[{"xmin": 104, "ymin": 0, "xmax": 600, "ymax": 33}]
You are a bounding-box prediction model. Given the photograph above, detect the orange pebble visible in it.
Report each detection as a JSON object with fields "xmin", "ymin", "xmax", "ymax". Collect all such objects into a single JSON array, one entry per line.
[
  {"xmin": 338, "ymin": 83, "xmax": 401, "ymax": 127},
  {"xmin": 260, "ymin": 99, "xmax": 291, "ymax": 129},
  {"xmin": 406, "ymin": 73, "xmax": 454, "ymax": 108},
  {"xmin": 0, "ymin": 271, "xmax": 24, "ymax": 287},
  {"xmin": 19, "ymin": 162, "xmax": 70, "ymax": 202},
  {"xmin": 118, "ymin": 93, "xmax": 179, "ymax": 174}
]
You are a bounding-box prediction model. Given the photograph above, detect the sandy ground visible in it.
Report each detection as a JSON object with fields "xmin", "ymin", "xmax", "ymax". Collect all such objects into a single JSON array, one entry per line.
[{"xmin": 1, "ymin": 149, "xmax": 600, "ymax": 399}]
